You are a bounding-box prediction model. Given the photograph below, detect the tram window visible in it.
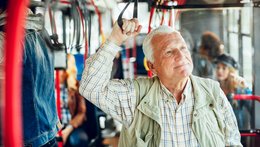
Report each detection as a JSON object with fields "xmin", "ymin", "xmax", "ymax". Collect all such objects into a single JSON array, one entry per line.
[
  {"xmin": 228, "ymin": 9, "xmax": 239, "ymax": 33},
  {"xmin": 242, "ymin": 36, "xmax": 253, "ymax": 88},
  {"xmin": 178, "ymin": 6, "xmax": 254, "ymax": 90},
  {"xmin": 241, "ymin": 8, "xmax": 253, "ymax": 88},
  {"xmin": 226, "ymin": 7, "xmax": 253, "ymax": 89},
  {"xmin": 229, "ymin": 33, "xmax": 239, "ymax": 62},
  {"xmin": 241, "ymin": 7, "xmax": 252, "ymax": 35}
]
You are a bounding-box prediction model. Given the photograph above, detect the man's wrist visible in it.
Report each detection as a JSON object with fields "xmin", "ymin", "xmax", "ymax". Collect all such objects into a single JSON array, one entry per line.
[
  {"xmin": 107, "ymin": 36, "xmax": 123, "ymax": 46},
  {"xmin": 103, "ymin": 39, "xmax": 122, "ymax": 53}
]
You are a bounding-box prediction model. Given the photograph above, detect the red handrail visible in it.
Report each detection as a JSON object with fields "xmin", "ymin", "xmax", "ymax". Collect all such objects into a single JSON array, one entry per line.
[
  {"xmin": 240, "ymin": 129, "xmax": 260, "ymax": 137},
  {"xmin": 233, "ymin": 94, "xmax": 260, "ymax": 103},
  {"xmin": 55, "ymin": 71, "xmax": 63, "ymax": 147},
  {"xmin": 241, "ymin": 133, "xmax": 258, "ymax": 137},
  {"xmin": 91, "ymin": 0, "xmax": 104, "ymax": 43},
  {"xmin": 3, "ymin": 0, "xmax": 29, "ymax": 146},
  {"xmin": 60, "ymin": 0, "xmax": 71, "ymax": 5}
]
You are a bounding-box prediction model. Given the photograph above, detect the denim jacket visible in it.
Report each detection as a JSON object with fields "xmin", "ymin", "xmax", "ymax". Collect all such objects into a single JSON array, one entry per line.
[{"xmin": 0, "ymin": 10, "xmax": 59, "ymax": 146}]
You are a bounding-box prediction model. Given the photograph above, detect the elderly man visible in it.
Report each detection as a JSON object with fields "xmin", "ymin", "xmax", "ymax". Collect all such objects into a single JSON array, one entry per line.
[{"xmin": 79, "ymin": 19, "xmax": 242, "ymax": 147}]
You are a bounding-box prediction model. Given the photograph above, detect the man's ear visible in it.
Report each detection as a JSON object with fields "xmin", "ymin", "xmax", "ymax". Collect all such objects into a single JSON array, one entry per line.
[{"xmin": 147, "ymin": 61, "xmax": 157, "ymax": 74}]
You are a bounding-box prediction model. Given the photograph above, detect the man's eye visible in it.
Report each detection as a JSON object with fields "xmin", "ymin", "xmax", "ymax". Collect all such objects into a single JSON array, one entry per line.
[
  {"xmin": 166, "ymin": 51, "xmax": 172, "ymax": 55},
  {"xmin": 181, "ymin": 47, "xmax": 187, "ymax": 51}
]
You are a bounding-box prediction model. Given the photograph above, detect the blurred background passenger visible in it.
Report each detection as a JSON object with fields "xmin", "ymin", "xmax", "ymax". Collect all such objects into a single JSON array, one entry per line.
[
  {"xmin": 194, "ymin": 31, "xmax": 224, "ymax": 78},
  {"xmin": 180, "ymin": 28, "xmax": 195, "ymax": 52},
  {"xmin": 58, "ymin": 54, "xmax": 88, "ymax": 147},
  {"xmin": 214, "ymin": 54, "xmax": 252, "ymax": 130}
]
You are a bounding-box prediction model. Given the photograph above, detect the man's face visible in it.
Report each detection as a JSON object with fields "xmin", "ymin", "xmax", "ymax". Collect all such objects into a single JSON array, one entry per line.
[{"xmin": 150, "ymin": 32, "xmax": 193, "ymax": 80}]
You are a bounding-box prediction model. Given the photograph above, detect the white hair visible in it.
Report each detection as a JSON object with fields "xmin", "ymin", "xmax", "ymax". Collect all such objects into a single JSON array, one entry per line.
[{"xmin": 142, "ymin": 25, "xmax": 179, "ymax": 63}]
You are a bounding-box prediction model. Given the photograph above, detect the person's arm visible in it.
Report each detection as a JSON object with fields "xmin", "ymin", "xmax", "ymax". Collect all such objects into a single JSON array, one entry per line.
[
  {"xmin": 79, "ymin": 19, "xmax": 142, "ymax": 126},
  {"xmin": 62, "ymin": 87, "xmax": 87, "ymax": 144},
  {"xmin": 216, "ymin": 85, "xmax": 242, "ymax": 147},
  {"xmin": 69, "ymin": 91, "xmax": 86, "ymax": 128}
]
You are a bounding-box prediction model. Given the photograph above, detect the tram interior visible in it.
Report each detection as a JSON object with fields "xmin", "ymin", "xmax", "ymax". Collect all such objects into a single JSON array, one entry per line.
[{"xmin": 1, "ymin": 0, "xmax": 260, "ymax": 146}]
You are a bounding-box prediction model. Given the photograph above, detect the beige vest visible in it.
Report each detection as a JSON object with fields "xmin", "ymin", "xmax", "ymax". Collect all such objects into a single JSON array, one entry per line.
[{"xmin": 118, "ymin": 75, "xmax": 227, "ymax": 147}]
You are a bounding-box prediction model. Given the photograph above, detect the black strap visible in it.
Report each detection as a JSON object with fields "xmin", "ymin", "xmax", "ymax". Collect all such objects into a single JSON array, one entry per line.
[
  {"xmin": 0, "ymin": 25, "xmax": 5, "ymax": 32},
  {"xmin": 40, "ymin": 29, "xmax": 65, "ymax": 52},
  {"xmin": 117, "ymin": 0, "xmax": 138, "ymax": 30}
]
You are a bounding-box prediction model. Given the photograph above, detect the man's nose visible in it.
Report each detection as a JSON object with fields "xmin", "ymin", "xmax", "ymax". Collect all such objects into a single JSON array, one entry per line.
[{"xmin": 174, "ymin": 49, "xmax": 185, "ymax": 61}]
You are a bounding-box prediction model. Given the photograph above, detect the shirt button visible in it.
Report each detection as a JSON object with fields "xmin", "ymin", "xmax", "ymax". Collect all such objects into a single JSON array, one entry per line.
[{"xmin": 194, "ymin": 111, "xmax": 197, "ymax": 117}]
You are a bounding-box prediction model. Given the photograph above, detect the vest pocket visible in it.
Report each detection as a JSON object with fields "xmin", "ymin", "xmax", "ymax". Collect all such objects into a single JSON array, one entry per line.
[
  {"xmin": 194, "ymin": 106, "xmax": 225, "ymax": 146},
  {"xmin": 136, "ymin": 133, "xmax": 153, "ymax": 147}
]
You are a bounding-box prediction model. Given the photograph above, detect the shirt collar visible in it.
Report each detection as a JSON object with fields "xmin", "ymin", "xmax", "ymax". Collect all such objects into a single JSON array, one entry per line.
[{"xmin": 159, "ymin": 78, "xmax": 192, "ymax": 102}]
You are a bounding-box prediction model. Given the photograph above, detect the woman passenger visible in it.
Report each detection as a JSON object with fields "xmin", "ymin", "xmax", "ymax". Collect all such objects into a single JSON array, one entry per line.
[{"xmin": 214, "ymin": 54, "xmax": 252, "ymax": 130}]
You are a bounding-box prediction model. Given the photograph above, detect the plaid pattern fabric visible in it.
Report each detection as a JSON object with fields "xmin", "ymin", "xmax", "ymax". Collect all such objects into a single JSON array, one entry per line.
[
  {"xmin": 80, "ymin": 41, "xmax": 136, "ymax": 126},
  {"xmin": 159, "ymin": 79, "xmax": 199, "ymax": 147},
  {"xmin": 80, "ymin": 41, "xmax": 241, "ymax": 146},
  {"xmin": 60, "ymin": 85, "xmax": 71, "ymax": 126}
]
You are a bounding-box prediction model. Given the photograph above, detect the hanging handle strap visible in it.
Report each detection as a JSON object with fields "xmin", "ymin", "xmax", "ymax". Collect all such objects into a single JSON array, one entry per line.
[{"xmin": 117, "ymin": 0, "xmax": 138, "ymax": 30}]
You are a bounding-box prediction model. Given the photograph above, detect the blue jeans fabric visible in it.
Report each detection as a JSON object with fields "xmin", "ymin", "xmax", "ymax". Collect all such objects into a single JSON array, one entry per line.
[
  {"xmin": 22, "ymin": 30, "xmax": 59, "ymax": 146},
  {"xmin": 64, "ymin": 127, "xmax": 89, "ymax": 147}
]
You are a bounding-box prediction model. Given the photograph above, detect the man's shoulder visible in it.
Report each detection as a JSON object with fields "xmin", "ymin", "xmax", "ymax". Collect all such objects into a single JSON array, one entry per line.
[
  {"xmin": 133, "ymin": 76, "xmax": 159, "ymax": 97},
  {"xmin": 133, "ymin": 76, "xmax": 159, "ymax": 87},
  {"xmin": 191, "ymin": 75, "xmax": 219, "ymax": 87}
]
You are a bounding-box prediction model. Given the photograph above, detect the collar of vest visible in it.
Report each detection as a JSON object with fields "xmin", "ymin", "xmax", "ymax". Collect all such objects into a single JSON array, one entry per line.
[{"xmin": 136, "ymin": 75, "xmax": 215, "ymax": 124}]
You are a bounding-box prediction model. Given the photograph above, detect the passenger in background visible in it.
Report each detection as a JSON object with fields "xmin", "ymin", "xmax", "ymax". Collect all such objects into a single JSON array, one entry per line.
[
  {"xmin": 194, "ymin": 31, "xmax": 224, "ymax": 78},
  {"xmin": 179, "ymin": 28, "xmax": 194, "ymax": 52},
  {"xmin": 58, "ymin": 54, "xmax": 88, "ymax": 147},
  {"xmin": 214, "ymin": 54, "xmax": 252, "ymax": 130},
  {"xmin": 0, "ymin": 2, "xmax": 60, "ymax": 146}
]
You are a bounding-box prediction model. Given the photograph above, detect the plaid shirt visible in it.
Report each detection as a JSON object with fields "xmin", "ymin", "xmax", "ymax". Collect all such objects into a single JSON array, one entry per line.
[
  {"xmin": 159, "ymin": 79, "xmax": 199, "ymax": 147},
  {"xmin": 59, "ymin": 84, "xmax": 71, "ymax": 126},
  {"xmin": 80, "ymin": 41, "xmax": 241, "ymax": 146}
]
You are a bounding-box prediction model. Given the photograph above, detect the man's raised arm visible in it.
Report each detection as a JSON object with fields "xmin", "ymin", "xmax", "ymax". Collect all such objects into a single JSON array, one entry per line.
[{"xmin": 79, "ymin": 19, "xmax": 142, "ymax": 126}]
